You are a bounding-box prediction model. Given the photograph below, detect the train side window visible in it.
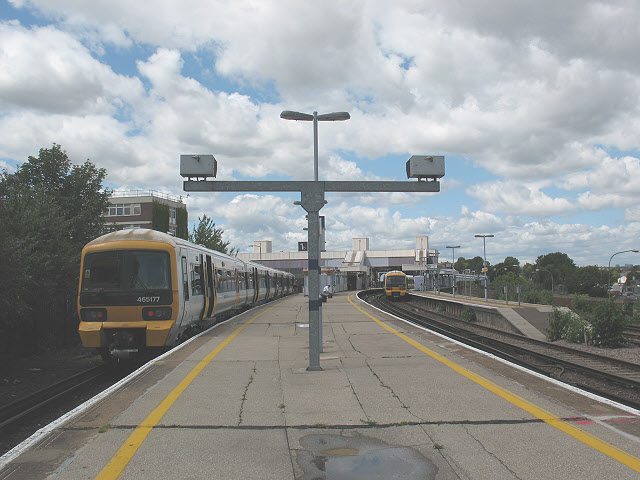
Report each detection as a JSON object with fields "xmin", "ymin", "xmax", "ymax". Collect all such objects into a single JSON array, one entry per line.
[
  {"xmin": 182, "ymin": 257, "xmax": 189, "ymax": 300},
  {"xmin": 191, "ymin": 264, "xmax": 203, "ymax": 295}
]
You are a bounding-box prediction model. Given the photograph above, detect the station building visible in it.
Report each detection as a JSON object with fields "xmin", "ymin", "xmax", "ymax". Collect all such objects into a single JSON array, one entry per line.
[{"xmin": 236, "ymin": 236, "xmax": 441, "ymax": 291}]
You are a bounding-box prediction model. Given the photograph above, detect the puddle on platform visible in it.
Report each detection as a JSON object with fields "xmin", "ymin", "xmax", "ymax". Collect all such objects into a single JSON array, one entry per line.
[{"xmin": 296, "ymin": 434, "xmax": 437, "ymax": 480}]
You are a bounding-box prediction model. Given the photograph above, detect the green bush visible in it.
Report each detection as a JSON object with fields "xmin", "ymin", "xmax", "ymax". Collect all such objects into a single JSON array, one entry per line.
[
  {"xmin": 546, "ymin": 308, "xmax": 571, "ymax": 341},
  {"xmin": 590, "ymin": 301, "xmax": 627, "ymax": 347},
  {"xmin": 461, "ymin": 306, "xmax": 476, "ymax": 323},
  {"xmin": 437, "ymin": 303, "xmax": 446, "ymax": 313},
  {"xmin": 571, "ymin": 294, "xmax": 591, "ymax": 314},
  {"xmin": 563, "ymin": 315, "xmax": 590, "ymax": 344}
]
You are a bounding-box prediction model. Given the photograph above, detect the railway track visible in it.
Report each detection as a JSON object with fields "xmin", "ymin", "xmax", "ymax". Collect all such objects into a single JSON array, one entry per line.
[
  {"xmin": 0, "ymin": 365, "xmax": 111, "ymax": 431},
  {"xmin": 360, "ymin": 290, "xmax": 640, "ymax": 409},
  {"xmin": 624, "ymin": 325, "xmax": 640, "ymax": 346}
]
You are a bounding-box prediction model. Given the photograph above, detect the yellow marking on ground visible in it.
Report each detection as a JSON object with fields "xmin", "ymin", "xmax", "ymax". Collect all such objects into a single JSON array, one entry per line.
[
  {"xmin": 94, "ymin": 299, "xmax": 290, "ymax": 480},
  {"xmin": 349, "ymin": 295, "xmax": 640, "ymax": 473}
]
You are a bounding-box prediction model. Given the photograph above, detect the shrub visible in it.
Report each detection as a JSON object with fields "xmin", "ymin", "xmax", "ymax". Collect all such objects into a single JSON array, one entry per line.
[
  {"xmin": 571, "ymin": 294, "xmax": 591, "ymax": 314},
  {"xmin": 590, "ymin": 301, "xmax": 627, "ymax": 347},
  {"xmin": 546, "ymin": 308, "xmax": 571, "ymax": 341},
  {"xmin": 461, "ymin": 306, "xmax": 476, "ymax": 323}
]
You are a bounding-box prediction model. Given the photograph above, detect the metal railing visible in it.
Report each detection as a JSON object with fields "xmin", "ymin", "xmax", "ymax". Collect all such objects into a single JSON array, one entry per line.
[{"xmin": 109, "ymin": 190, "xmax": 184, "ymax": 203}]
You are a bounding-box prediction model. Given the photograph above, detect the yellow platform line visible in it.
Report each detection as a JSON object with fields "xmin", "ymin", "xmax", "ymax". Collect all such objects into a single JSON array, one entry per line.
[
  {"xmin": 349, "ymin": 295, "xmax": 640, "ymax": 473},
  {"xmin": 95, "ymin": 299, "xmax": 289, "ymax": 480}
]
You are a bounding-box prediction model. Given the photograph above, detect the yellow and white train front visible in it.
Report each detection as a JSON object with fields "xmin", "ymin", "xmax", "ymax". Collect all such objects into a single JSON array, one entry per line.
[
  {"xmin": 77, "ymin": 241, "xmax": 180, "ymax": 360},
  {"xmin": 384, "ymin": 271, "xmax": 408, "ymax": 299}
]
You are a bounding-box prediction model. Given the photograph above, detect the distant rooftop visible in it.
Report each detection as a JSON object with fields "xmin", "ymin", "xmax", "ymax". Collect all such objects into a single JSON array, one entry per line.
[{"xmin": 110, "ymin": 190, "xmax": 184, "ymax": 204}]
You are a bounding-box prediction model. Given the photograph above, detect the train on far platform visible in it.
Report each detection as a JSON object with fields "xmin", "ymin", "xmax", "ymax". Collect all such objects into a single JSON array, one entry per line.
[
  {"xmin": 384, "ymin": 270, "xmax": 410, "ymax": 300},
  {"xmin": 77, "ymin": 229, "xmax": 295, "ymax": 362}
]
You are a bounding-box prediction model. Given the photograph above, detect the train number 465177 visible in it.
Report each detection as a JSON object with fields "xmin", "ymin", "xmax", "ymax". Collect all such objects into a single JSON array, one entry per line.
[{"xmin": 137, "ymin": 296, "xmax": 160, "ymax": 303}]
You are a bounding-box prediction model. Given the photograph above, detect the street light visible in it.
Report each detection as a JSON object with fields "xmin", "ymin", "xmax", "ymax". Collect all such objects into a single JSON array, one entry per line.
[
  {"xmin": 280, "ymin": 110, "xmax": 350, "ymax": 181},
  {"xmin": 535, "ymin": 267, "xmax": 554, "ymax": 296},
  {"xmin": 474, "ymin": 234, "xmax": 494, "ymax": 301},
  {"xmin": 281, "ymin": 109, "xmax": 350, "ymax": 368},
  {"xmin": 608, "ymin": 249, "xmax": 639, "ymax": 298},
  {"xmin": 248, "ymin": 243, "xmax": 262, "ymax": 261},
  {"xmin": 446, "ymin": 245, "xmax": 460, "ymax": 296}
]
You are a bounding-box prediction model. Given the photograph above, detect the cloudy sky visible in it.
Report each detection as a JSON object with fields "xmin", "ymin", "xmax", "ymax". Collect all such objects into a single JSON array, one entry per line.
[{"xmin": 2, "ymin": 0, "xmax": 640, "ymax": 267}]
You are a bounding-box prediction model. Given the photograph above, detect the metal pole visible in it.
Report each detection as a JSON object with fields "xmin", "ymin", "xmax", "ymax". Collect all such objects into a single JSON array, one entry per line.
[
  {"xmin": 299, "ymin": 184, "xmax": 326, "ymax": 371},
  {"xmin": 482, "ymin": 238, "xmax": 488, "ymax": 302},
  {"xmin": 452, "ymin": 247, "xmax": 456, "ymax": 296},
  {"xmin": 313, "ymin": 111, "xmax": 319, "ymax": 182}
]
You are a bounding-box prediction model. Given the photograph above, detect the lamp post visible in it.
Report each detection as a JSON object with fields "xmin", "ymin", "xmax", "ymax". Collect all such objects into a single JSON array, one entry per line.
[
  {"xmin": 280, "ymin": 110, "xmax": 350, "ymax": 181},
  {"xmin": 248, "ymin": 243, "xmax": 262, "ymax": 261},
  {"xmin": 608, "ymin": 249, "xmax": 639, "ymax": 298},
  {"xmin": 281, "ymin": 110, "xmax": 350, "ymax": 367},
  {"xmin": 183, "ymin": 121, "xmax": 444, "ymax": 371},
  {"xmin": 446, "ymin": 245, "xmax": 460, "ymax": 296},
  {"xmin": 535, "ymin": 267, "xmax": 554, "ymax": 297},
  {"xmin": 475, "ymin": 234, "xmax": 494, "ymax": 301}
]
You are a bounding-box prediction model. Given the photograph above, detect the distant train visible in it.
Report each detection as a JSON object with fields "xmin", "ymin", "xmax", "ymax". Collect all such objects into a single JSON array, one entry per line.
[
  {"xmin": 77, "ymin": 229, "xmax": 295, "ymax": 362},
  {"xmin": 384, "ymin": 270, "xmax": 409, "ymax": 300}
]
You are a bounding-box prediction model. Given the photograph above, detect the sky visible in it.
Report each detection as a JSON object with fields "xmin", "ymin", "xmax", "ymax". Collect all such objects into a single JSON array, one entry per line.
[{"xmin": 1, "ymin": 0, "xmax": 640, "ymax": 267}]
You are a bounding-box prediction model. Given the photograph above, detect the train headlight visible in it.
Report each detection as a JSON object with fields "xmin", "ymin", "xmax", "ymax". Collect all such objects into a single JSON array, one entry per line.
[
  {"xmin": 142, "ymin": 307, "xmax": 172, "ymax": 321},
  {"xmin": 81, "ymin": 308, "xmax": 107, "ymax": 322}
]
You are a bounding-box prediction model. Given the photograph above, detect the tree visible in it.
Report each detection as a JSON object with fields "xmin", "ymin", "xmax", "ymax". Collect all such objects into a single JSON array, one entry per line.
[
  {"xmin": 189, "ymin": 215, "xmax": 236, "ymax": 255},
  {"xmin": 571, "ymin": 265, "xmax": 608, "ymax": 297},
  {"xmin": 535, "ymin": 252, "xmax": 576, "ymax": 291},
  {"xmin": 490, "ymin": 256, "xmax": 521, "ymax": 279},
  {"xmin": 0, "ymin": 144, "xmax": 110, "ymax": 353}
]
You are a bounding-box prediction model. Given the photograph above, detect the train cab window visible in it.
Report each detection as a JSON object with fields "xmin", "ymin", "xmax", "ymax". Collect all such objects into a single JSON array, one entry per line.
[
  {"xmin": 82, "ymin": 250, "xmax": 171, "ymax": 292},
  {"xmin": 386, "ymin": 275, "xmax": 406, "ymax": 287}
]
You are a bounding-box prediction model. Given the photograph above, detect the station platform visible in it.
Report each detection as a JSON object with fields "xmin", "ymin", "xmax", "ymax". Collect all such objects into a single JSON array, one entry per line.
[
  {"xmin": 409, "ymin": 290, "xmax": 553, "ymax": 341},
  {"xmin": 2, "ymin": 292, "xmax": 640, "ymax": 479}
]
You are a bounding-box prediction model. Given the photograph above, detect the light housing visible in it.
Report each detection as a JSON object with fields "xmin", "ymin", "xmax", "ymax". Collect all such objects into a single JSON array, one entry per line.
[
  {"xmin": 81, "ymin": 308, "xmax": 107, "ymax": 322},
  {"xmin": 142, "ymin": 307, "xmax": 172, "ymax": 321}
]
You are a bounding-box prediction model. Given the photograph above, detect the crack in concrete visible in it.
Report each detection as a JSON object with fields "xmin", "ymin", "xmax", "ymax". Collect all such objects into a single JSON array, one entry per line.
[
  {"xmin": 64, "ymin": 417, "xmax": 553, "ymax": 432},
  {"xmin": 461, "ymin": 424, "xmax": 524, "ymax": 480},
  {"xmin": 339, "ymin": 359, "xmax": 371, "ymax": 423},
  {"xmin": 365, "ymin": 360, "xmax": 426, "ymax": 424},
  {"xmin": 237, "ymin": 362, "xmax": 257, "ymax": 426}
]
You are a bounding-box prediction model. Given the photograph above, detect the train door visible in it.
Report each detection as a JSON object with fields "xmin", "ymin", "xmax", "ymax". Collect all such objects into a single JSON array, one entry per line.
[
  {"xmin": 234, "ymin": 268, "xmax": 240, "ymax": 307},
  {"xmin": 252, "ymin": 267, "xmax": 259, "ymax": 303},
  {"xmin": 205, "ymin": 255, "xmax": 216, "ymax": 318},
  {"xmin": 178, "ymin": 254, "xmax": 189, "ymax": 326},
  {"xmin": 266, "ymin": 272, "xmax": 271, "ymax": 299}
]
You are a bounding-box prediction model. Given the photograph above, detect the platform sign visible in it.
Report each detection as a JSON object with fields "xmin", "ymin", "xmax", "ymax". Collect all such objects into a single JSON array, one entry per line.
[{"xmin": 298, "ymin": 241, "xmax": 308, "ymax": 251}]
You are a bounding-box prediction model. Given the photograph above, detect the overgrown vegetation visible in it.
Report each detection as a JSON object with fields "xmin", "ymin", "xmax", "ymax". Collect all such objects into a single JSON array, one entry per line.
[
  {"xmin": 546, "ymin": 298, "xmax": 629, "ymax": 347},
  {"xmin": 461, "ymin": 306, "xmax": 477, "ymax": 323},
  {"xmin": 0, "ymin": 145, "xmax": 110, "ymax": 354},
  {"xmin": 189, "ymin": 214, "xmax": 237, "ymax": 255}
]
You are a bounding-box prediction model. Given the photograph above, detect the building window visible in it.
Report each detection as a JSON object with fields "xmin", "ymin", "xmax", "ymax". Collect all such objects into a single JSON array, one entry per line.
[{"xmin": 104, "ymin": 204, "xmax": 142, "ymax": 217}]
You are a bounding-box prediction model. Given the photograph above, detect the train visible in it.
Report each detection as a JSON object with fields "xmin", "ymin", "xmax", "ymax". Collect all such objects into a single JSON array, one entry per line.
[
  {"xmin": 77, "ymin": 229, "xmax": 296, "ymax": 362},
  {"xmin": 384, "ymin": 270, "xmax": 409, "ymax": 300}
]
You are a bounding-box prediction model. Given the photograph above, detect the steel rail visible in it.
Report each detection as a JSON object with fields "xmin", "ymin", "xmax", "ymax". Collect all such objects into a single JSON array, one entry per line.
[{"xmin": 0, "ymin": 365, "xmax": 109, "ymax": 430}]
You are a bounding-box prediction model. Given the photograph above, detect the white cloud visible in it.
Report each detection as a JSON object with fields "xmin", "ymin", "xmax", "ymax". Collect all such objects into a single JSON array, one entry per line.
[
  {"xmin": 3, "ymin": 2, "xmax": 640, "ymax": 266},
  {"xmin": 0, "ymin": 21, "xmax": 142, "ymax": 114},
  {"xmin": 466, "ymin": 181, "xmax": 575, "ymax": 217}
]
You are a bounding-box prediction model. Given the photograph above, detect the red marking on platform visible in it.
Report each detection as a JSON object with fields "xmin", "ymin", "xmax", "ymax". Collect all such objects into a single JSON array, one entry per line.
[{"xmin": 567, "ymin": 416, "xmax": 640, "ymax": 426}]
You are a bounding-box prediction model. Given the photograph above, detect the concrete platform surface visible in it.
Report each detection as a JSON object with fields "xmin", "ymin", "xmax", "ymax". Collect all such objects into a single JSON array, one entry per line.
[{"xmin": 1, "ymin": 292, "xmax": 640, "ymax": 480}]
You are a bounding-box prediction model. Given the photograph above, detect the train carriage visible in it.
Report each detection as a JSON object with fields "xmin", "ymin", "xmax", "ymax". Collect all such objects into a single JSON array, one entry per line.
[{"xmin": 77, "ymin": 229, "xmax": 294, "ymax": 362}]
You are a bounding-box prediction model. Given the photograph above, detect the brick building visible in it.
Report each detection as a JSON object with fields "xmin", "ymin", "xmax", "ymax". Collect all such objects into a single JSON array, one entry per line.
[{"xmin": 103, "ymin": 190, "xmax": 188, "ymax": 238}]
